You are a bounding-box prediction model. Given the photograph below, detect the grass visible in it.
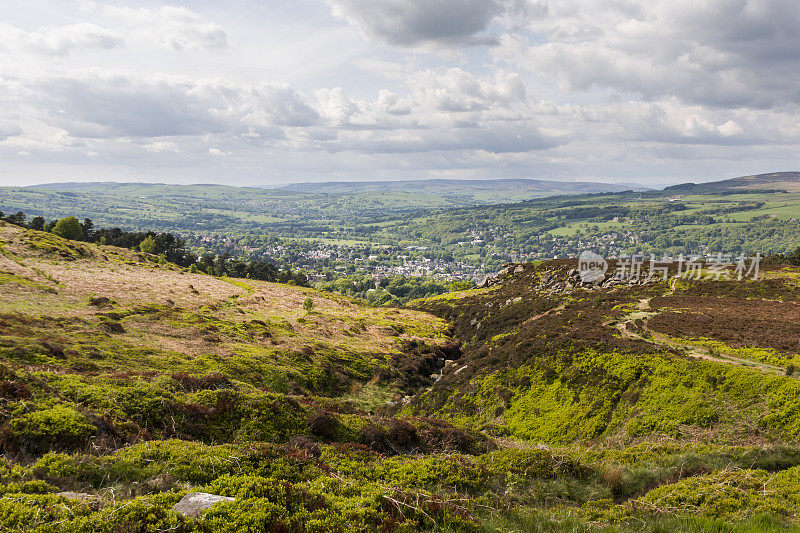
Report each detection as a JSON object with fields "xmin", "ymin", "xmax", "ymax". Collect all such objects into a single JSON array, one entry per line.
[{"xmin": 6, "ymin": 221, "xmax": 800, "ymax": 530}]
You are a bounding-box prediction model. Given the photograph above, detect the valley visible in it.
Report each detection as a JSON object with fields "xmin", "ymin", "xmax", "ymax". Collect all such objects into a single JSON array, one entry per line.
[
  {"xmin": 3, "ymin": 219, "xmax": 800, "ymax": 531},
  {"xmin": 4, "ymin": 173, "xmax": 800, "ymax": 307}
]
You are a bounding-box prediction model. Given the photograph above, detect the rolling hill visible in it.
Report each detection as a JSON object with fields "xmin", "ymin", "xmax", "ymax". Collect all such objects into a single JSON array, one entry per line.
[
  {"xmin": 664, "ymin": 171, "xmax": 800, "ymax": 193},
  {"xmin": 278, "ymin": 177, "xmax": 644, "ymax": 201},
  {"xmin": 4, "ymin": 220, "xmax": 800, "ymax": 530}
]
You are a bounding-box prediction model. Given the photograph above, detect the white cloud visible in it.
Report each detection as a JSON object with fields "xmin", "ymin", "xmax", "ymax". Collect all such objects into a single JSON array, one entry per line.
[
  {"xmin": 104, "ymin": 6, "xmax": 228, "ymax": 51},
  {"xmin": 318, "ymin": 121, "xmax": 561, "ymax": 154},
  {"xmin": 409, "ymin": 68, "xmax": 526, "ymax": 112},
  {"xmin": 315, "ymin": 87, "xmax": 360, "ymax": 125},
  {"xmin": 0, "ymin": 23, "xmax": 123, "ymax": 56},
  {"xmin": 142, "ymin": 141, "xmax": 179, "ymax": 153}
]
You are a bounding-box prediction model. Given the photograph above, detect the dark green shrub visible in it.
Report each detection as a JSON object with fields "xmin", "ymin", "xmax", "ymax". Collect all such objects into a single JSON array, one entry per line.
[
  {"xmin": 308, "ymin": 410, "xmax": 339, "ymax": 440},
  {"xmin": 1, "ymin": 406, "xmax": 96, "ymax": 456},
  {"xmin": 236, "ymin": 395, "xmax": 308, "ymax": 443}
]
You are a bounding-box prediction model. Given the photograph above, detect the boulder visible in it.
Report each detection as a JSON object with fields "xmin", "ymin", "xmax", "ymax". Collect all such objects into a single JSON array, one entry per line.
[{"xmin": 172, "ymin": 492, "xmax": 235, "ymax": 519}]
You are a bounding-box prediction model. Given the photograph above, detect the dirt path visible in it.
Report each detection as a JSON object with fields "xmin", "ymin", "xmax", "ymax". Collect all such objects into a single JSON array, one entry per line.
[
  {"xmin": 524, "ymin": 301, "xmax": 567, "ymax": 325},
  {"xmin": 612, "ymin": 298, "xmax": 789, "ymax": 377}
]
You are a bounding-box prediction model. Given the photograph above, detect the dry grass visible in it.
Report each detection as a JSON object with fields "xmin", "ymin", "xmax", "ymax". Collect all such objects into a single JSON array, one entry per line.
[{"xmin": 0, "ymin": 222, "xmax": 449, "ymax": 393}]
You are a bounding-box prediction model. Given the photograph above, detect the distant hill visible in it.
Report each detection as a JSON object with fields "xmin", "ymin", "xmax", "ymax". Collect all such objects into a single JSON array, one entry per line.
[
  {"xmin": 664, "ymin": 171, "xmax": 800, "ymax": 193},
  {"xmin": 2, "ymin": 179, "xmax": 648, "ymax": 232},
  {"xmin": 277, "ymin": 178, "xmax": 644, "ymax": 197},
  {"xmin": 27, "ymin": 181, "xmax": 285, "ymax": 196}
]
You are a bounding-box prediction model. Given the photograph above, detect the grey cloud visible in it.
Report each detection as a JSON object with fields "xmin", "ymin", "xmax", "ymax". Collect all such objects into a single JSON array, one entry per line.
[
  {"xmin": 39, "ymin": 76, "xmax": 229, "ymax": 138},
  {"xmin": 257, "ymin": 86, "xmax": 320, "ymax": 127},
  {"xmin": 505, "ymin": 0, "xmax": 800, "ymax": 108},
  {"xmin": 33, "ymin": 75, "xmax": 319, "ymax": 139},
  {"xmin": 0, "ymin": 123, "xmax": 23, "ymax": 141},
  {"xmin": 327, "ymin": 0, "xmax": 516, "ymax": 47}
]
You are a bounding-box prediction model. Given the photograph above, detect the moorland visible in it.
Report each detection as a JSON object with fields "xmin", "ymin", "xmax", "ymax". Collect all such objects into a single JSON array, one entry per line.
[
  {"xmin": 3, "ymin": 215, "xmax": 800, "ymax": 530},
  {"xmin": 3, "ymin": 173, "xmax": 800, "ymax": 531}
]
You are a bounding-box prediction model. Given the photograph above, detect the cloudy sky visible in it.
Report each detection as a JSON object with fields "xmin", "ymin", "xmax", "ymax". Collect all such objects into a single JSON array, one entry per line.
[{"xmin": 0, "ymin": 0, "xmax": 799, "ymax": 187}]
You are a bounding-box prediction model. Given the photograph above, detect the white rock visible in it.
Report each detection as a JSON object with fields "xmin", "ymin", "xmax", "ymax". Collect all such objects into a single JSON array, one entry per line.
[
  {"xmin": 58, "ymin": 491, "xmax": 93, "ymax": 501},
  {"xmin": 172, "ymin": 492, "xmax": 235, "ymax": 519}
]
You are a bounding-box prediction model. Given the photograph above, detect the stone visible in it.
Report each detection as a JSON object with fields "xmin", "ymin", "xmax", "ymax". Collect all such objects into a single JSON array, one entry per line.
[
  {"xmin": 172, "ymin": 492, "xmax": 235, "ymax": 519},
  {"xmin": 58, "ymin": 491, "xmax": 93, "ymax": 501}
]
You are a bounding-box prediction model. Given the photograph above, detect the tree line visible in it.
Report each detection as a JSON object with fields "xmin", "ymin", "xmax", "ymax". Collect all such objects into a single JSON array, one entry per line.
[{"xmin": 0, "ymin": 211, "xmax": 308, "ymax": 286}]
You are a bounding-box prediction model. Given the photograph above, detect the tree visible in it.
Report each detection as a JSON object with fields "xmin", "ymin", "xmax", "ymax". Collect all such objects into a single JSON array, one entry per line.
[
  {"xmin": 139, "ymin": 235, "xmax": 156, "ymax": 254},
  {"xmin": 81, "ymin": 218, "xmax": 94, "ymax": 240},
  {"xmin": 29, "ymin": 217, "xmax": 45, "ymax": 231},
  {"xmin": 5, "ymin": 211, "xmax": 25, "ymax": 226},
  {"xmin": 52, "ymin": 217, "xmax": 83, "ymax": 240},
  {"xmin": 303, "ymin": 297, "xmax": 314, "ymax": 313}
]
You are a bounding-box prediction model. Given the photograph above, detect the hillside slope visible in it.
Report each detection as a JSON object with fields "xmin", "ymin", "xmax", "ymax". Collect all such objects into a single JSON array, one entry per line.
[
  {"xmin": 665, "ymin": 171, "xmax": 800, "ymax": 193},
  {"xmin": 0, "ymin": 221, "xmax": 453, "ymax": 410},
  {"xmin": 5, "ymin": 222, "xmax": 800, "ymax": 531},
  {"xmin": 407, "ymin": 261, "xmax": 800, "ymax": 445}
]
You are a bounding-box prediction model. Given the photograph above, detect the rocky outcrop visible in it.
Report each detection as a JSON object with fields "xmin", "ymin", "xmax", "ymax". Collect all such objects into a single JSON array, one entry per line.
[{"xmin": 479, "ymin": 262, "xmax": 662, "ymax": 294}]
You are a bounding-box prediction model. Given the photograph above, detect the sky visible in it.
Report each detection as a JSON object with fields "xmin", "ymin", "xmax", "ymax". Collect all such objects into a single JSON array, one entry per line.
[{"xmin": 0, "ymin": 0, "xmax": 799, "ymax": 188}]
